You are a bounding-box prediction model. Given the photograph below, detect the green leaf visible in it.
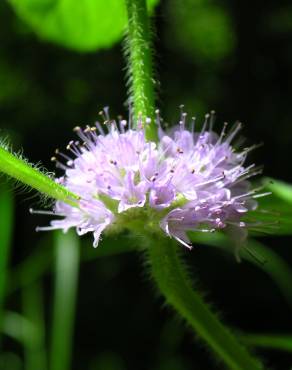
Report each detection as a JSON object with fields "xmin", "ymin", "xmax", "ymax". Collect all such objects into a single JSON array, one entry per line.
[
  {"xmin": 8, "ymin": 0, "xmax": 159, "ymax": 51},
  {"xmin": 245, "ymin": 178, "xmax": 292, "ymax": 236},
  {"xmin": 265, "ymin": 177, "xmax": 292, "ymax": 204},
  {"xmin": 1, "ymin": 311, "xmax": 38, "ymax": 345}
]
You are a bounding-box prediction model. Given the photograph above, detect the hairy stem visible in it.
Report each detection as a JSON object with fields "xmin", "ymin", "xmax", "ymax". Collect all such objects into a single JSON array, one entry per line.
[
  {"xmin": 124, "ymin": 2, "xmax": 261, "ymax": 366},
  {"xmin": 146, "ymin": 236, "xmax": 262, "ymax": 370},
  {"xmin": 0, "ymin": 146, "xmax": 79, "ymax": 206},
  {"xmin": 125, "ymin": 0, "xmax": 158, "ymax": 141}
]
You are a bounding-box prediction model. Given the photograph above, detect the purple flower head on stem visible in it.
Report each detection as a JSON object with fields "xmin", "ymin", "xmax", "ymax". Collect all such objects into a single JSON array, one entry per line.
[{"xmin": 33, "ymin": 108, "xmax": 267, "ymax": 249}]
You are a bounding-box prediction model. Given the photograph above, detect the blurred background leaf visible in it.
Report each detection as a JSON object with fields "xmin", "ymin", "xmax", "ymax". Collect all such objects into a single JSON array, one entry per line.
[
  {"xmin": 240, "ymin": 333, "xmax": 292, "ymax": 353},
  {"xmin": 247, "ymin": 178, "xmax": 292, "ymax": 236},
  {"xmin": 50, "ymin": 230, "xmax": 79, "ymax": 370},
  {"xmin": 22, "ymin": 282, "xmax": 47, "ymax": 370},
  {"xmin": 7, "ymin": 0, "xmax": 159, "ymax": 51},
  {"xmin": 265, "ymin": 178, "xmax": 292, "ymax": 204},
  {"xmin": 166, "ymin": 0, "xmax": 236, "ymax": 64}
]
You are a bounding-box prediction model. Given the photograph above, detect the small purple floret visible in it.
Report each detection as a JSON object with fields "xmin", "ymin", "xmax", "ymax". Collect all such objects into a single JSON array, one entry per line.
[{"xmin": 37, "ymin": 110, "xmax": 264, "ymax": 248}]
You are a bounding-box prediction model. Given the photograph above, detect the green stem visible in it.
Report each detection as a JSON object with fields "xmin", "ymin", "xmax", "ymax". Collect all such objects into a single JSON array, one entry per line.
[
  {"xmin": 125, "ymin": 0, "xmax": 158, "ymax": 141},
  {"xmin": 0, "ymin": 146, "xmax": 79, "ymax": 206},
  {"xmin": 146, "ymin": 236, "xmax": 262, "ymax": 370}
]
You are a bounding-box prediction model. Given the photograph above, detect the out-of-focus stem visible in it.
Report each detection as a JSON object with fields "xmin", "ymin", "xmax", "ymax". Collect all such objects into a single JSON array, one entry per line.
[
  {"xmin": 50, "ymin": 231, "xmax": 79, "ymax": 370},
  {"xmin": 146, "ymin": 236, "xmax": 263, "ymax": 370}
]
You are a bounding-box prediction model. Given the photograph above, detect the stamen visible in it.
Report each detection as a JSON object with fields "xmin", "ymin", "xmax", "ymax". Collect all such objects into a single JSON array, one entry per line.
[
  {"xmin": 179, "ymin": 105, "xmax": 187, "ymax": 131},
  {"xmin": 95, "ymin": 120, "xmax": 105, "ymax": 135},
  {"xmin": 191, "ymin": 116, "xmax": 196, "ymax": 134},
  {"xmin": 216, "ymin": 122, "xmax": 228, "ymax": 145},
  {"xmin": 51, "ymin": 156, "xmax": 68, "ymax": 170},
  {"xmin": 224, "ymin": 121, "xmax": 242, "ymax": 143},
  {"xmin": 29, "ymin": 208, "xmax": 65, "ymax": 216},
  {"xmin": 103, "ymin": 106, "xmax": 110, "ymax": 121},
  {"xmin": 36, "ymin": 226, "xmax": 61, "ymax": 232},
  {"xmin": 55, "ymin": 149, "xmax": 73, "ymax": 163},
  {"xmin": 199, "ymin": 113, "xmax": 210, "ymax": 136},
  {"xmin": 67, "ymin": 141, "xmax": 81, "ymax": 157},
  {"xmin": 209, "ymin": 110, "xmax": 216, "ymax": 132},
  {"xmin": 118, "ymin": 117, "xmax": 127, "ymax": 133}
]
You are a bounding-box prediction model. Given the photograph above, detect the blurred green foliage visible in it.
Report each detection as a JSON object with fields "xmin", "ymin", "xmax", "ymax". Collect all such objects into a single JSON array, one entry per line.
[
  {"xmin": 50, "ymin": 231, "xmax": 79, "ymax": 370},
  {"xmin": 8, "ymin": 0, "xmax": 158, "ymax": 51},
  {"xmin": 249, "ymin": 178, "xmax": 292, "ymax": 236},
  {"xmin": 0, "ymin": 183, "xmax": 13, "ymax": 330},
  {"xmin": 166, "ymin": 0, "xmax": 235, "ymax": 64}
]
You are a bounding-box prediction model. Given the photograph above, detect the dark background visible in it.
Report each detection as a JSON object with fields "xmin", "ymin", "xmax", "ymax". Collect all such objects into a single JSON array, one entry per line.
[{"xmin": 1, "ymin": 0, "xmax": 292, "ymax": 369}]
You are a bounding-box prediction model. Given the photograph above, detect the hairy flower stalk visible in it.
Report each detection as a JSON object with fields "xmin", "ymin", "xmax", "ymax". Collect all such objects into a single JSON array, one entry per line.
[{"xmin": 125, "ymin": 0, "xmax": 157, "ymax": 141}]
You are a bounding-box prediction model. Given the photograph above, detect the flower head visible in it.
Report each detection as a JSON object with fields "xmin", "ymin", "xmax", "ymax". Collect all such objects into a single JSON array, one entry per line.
[{"xmin": 35, "ymin": 109, "xmax": 265, "ymax": 248}]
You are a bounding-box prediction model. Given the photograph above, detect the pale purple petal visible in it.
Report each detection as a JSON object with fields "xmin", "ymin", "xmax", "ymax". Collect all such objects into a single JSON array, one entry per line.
[{"xmin": 36, "ymin": 110, "xmax": 263, "ymax": 249}]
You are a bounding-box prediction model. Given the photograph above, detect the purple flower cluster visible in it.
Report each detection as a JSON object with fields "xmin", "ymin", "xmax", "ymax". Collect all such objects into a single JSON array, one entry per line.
[{"xmin": 36, "ymin": 110, "xmax": 264, "ymax": 248}]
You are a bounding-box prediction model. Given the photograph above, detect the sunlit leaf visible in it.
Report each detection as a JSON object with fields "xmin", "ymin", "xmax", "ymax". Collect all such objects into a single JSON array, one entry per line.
[{"xmin": 8, "ymin": 0, "xmax": 158, "ymax": 51}]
